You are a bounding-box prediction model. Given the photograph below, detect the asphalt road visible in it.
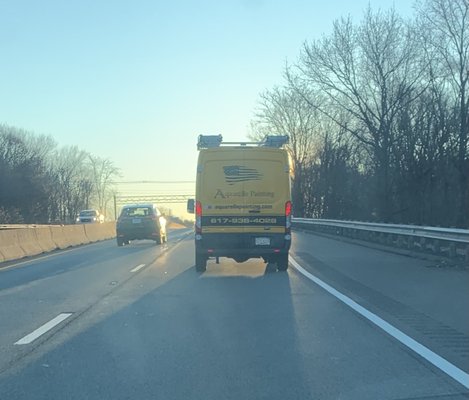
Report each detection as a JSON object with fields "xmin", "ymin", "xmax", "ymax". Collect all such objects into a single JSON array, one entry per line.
[{"xmin": 0, "ymin": 229, "xmax": 467, "ymax": 399}]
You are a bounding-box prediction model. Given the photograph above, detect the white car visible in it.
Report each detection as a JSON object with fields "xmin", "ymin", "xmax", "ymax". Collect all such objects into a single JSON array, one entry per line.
[{"xmin": 76, "ymin": 209, "xmax": 104, "ymax": 224}]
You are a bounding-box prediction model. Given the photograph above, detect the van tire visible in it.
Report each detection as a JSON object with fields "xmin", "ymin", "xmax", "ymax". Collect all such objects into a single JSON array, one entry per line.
[
  {"xmin": 277, "ymin": 253, "xmax": 289, "ymax": 271},
  {"xmin": 117, "ymin": 238, "xmax": 124, "ymax": 247},
  {"xmin": 195, "ymin": 253, "xmax": 207, "ymax": 272}
]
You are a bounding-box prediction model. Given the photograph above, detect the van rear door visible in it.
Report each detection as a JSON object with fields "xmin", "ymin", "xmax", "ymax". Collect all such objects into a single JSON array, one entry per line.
[
  {"xmin": 241, "ymin": 149, "xmax": 289, "ymax": 234},
  {"xmin": 198, "ymin": 148, "xmax": 289, "ymax": 234}
]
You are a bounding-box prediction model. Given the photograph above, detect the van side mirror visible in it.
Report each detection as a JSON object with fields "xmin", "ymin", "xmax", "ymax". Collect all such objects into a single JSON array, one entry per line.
[{"xmin": 187, "ymin": 199, "xmax": 195, "ymax": 214}]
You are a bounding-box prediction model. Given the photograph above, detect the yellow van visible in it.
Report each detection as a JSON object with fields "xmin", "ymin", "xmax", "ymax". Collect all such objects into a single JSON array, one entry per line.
[{"xmin": 187, "ymin": 135, "xmax": 292, "ymax": 272}]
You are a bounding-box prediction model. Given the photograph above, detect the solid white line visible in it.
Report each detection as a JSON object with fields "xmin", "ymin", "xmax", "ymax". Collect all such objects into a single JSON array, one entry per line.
[
  {"xmin": 0, "ymin": 248, "xmax": 78, "ymax": 271},
  {"xmin": 289, "ymin": 256, "xmax": 469, "ymax": 389},
  {"xmin": 0, "ymin": 240, "xmax": 105, "ymax": 271},
  {"xmin": 130, "ymin": 264, "xmax": 146, "ymax": 273},
  {"xmin": 14, "ymin": 313, "xmax": 73, "ymax": 345}
]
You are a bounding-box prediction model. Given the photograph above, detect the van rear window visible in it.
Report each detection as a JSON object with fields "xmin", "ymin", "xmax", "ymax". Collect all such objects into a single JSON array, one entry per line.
[{"xmin": 122, "ymin": 207, "xmax": 152, "ymax": 217}]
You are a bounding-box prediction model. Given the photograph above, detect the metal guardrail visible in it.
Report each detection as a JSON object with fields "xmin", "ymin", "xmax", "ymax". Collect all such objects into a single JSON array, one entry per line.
[{"xmin": 292, "ymin": 218, "xmax": 469, "ymax": 261}]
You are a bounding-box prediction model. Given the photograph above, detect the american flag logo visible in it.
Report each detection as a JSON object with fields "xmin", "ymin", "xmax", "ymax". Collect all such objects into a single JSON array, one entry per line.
[{"xmin": 223, "ymin": 165, "xmax": 263, "ymax": 185}]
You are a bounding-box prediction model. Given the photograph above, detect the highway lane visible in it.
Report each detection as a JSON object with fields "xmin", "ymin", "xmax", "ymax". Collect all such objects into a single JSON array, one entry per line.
[
  {"xmin": 0, "ymin": 231, "xmax": 468, "ymax": 399},
  {"xmin": 0, "ymin": 228, "xmax": 191, "ymax": 374},
  {"xmin": 292, "ymin": 231, "xmax": 469, "ymax": 374}
]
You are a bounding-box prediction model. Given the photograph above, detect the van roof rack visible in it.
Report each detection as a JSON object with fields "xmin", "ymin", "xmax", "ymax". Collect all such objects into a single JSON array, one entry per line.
[
  {"xmin": 260, "ymin": 135, "xmax": 289, "ymax": 148},
  {"xmin": 197, "ymin": 134, "xmax": 289, "ymax": 149}
]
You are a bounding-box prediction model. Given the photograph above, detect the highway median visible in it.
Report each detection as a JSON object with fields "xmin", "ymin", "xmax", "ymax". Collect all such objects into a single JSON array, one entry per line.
[{"xmin": 0, "ymin": 222, "xmax": 116, "ymax": 264}]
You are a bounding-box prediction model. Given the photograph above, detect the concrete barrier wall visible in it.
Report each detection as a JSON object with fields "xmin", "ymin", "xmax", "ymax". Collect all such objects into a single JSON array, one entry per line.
[
  {"xmin": 0, "ymin": 229, "xmax": 26, "ymax": 263},
  {"xmin": 62, "ymin": 225, "xmax": 88, "ymax": 247},
  {"xmin": 84, "ymin": 222, "xmax": 115, "ymax": 242},
  {"xmin": 84, "ymin": 223, "xmax": 102, "ymax": 242},
  {"xmin": 35, "ymin": 227, "xmax": 57, "ymax": 253},
  {"xmin": 49, "ymin": 225, "xmax": 69, "ymax": 250},
  {"xmin": 84, "ymin": 222, "xmax": 112, "ymax": 241},
  {"xmin": 102, "ymin": 222, "xmax": 116, "ymax": 240},
  {"xmin": 16, "ymin": 229, "xmax": 43, "ymax": 257},
  {"xmin": 0, "ymin": 223, "xmax": 116, "ymax": 264}
]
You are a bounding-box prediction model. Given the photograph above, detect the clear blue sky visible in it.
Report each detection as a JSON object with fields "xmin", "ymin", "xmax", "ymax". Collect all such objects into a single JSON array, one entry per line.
[{"xmin": 1, "ymin": 0, "xmax": 414, "ymax": 183}]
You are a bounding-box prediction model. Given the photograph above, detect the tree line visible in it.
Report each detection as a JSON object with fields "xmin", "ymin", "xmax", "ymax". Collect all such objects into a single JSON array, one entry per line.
[
  {"xmin": 0, "ymin": 124, "xmax": 120, "ymax": 224},
  {"xmin": 251, "ymin": 0, "xmax": 468, "ymax": 228}
]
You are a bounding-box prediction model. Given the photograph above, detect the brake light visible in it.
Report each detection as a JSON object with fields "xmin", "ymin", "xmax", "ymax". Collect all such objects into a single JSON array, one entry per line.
[
  {"xmin": 195, "ymin": 200, "xmax": 202, "ymax": 233},
  {"xmin": 285, "ymin": 201, "xmax": 292, "ymax": 217},
  {"xmin": 195, "ymin": 200, "xmax": 202, "ymax": 216},
  {"xmin": 285, "ymin": 201, "xmax": 292, "ymax": 232}
]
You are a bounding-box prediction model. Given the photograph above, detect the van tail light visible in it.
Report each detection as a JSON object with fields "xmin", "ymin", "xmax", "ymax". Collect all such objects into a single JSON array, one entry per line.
[
  {"xmin": 195, "ymin": 200, "xmax": 202, "ymax": 234},
  {"xmin": 285, "ymin": 201, "xmax": 292, "ymax": 233}
]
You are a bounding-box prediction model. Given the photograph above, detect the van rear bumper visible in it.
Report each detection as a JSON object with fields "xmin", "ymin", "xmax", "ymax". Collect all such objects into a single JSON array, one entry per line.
[{"xmin": 195, "ymin": 232, "xmax": 291, "ymax": 257}]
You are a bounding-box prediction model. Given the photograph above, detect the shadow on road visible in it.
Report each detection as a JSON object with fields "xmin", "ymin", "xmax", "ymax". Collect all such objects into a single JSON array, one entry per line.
[{"xmin": 0, "ymin": 258, "xmax": 313, "ymax": 400}]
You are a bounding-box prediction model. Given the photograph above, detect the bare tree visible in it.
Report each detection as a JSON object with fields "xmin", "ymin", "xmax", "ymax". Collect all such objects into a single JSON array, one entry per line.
[
  {"xmin": 0, "ymin": 124, "xmax": 122, "ymax": 224},
  {"xmin": 251, "ymin": 84, "xmax": 320, "ymax": 216},
  {"xmin": 247, "ymin": 2, "xmax": 468, "ymax": 227},
  {"xmin": 294, "ymin": 7, "xmax": 425, "ymax": 221},
  {"xmin": 88, "ymin": 155, "xmax": 120, "ymax": 217},
  {"xmin": 52, "ymin": 146, "xmax": 93, "ymax": 223},
  {"xmin": 417, "ymin": 0, "xmax": 469, "ymax": 225},
  {"xmin": 0, "ymin": 125, "xmax": 54, "ymax": 223}
]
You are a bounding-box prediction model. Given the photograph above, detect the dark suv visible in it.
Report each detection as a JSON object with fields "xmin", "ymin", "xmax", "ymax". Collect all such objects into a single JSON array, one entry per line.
[{"xmin": 116, "ymin": 204, "xmax": 167, "ymax": 246}]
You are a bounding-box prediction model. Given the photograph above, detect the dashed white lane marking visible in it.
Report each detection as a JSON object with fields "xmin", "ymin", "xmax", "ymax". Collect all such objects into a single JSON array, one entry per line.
[
  {"xmin": 14, "ymin": 313, "xmax": 73, "ymax": 345},
  {"xmin": 130, "ymin": 264, "xmax": 146, "ymax": 273},
  {"xmin": 289, "ymin": 256, "xmax": 469, "ymax": 389}
]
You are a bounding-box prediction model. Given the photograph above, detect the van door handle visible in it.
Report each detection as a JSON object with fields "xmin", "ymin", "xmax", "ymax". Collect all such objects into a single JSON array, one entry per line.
[{"xmin": 248, "ymin": 210, "xmax": 260, "ymax": 213}]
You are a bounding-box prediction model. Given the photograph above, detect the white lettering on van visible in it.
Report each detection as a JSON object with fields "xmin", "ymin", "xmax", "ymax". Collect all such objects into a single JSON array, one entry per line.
[
  {"xmin": 250, "ymin": 191, "xmax": 274, "ymax": 198},
  {"xmin": 214, "ymin": 189, "xmax": 251, "ymax": 199},
  {"xmin": 214, "ymin": 190, "xmax": 275, "ymax": 199}
]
